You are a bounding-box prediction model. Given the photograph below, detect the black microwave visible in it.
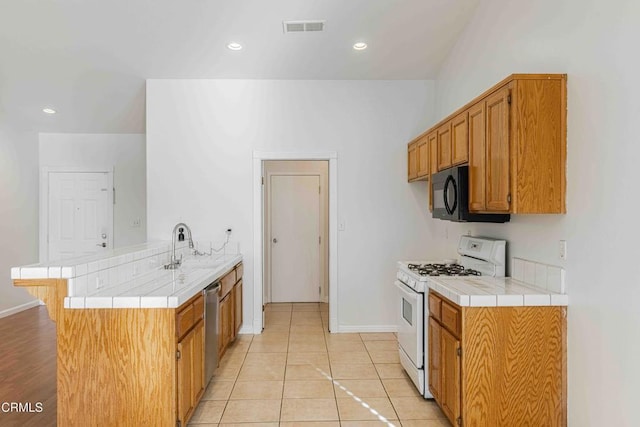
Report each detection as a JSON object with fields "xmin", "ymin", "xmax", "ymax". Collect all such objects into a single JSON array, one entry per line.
[{"xmin": 432, "ymin": 165, "xmax": 510, "ymax": 223}]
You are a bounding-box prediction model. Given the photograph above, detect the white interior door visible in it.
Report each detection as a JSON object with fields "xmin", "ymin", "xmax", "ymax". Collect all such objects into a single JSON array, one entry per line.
[
  {"xmin": 270, "ymin": 175, "xmax": 320, "ymax": 303},
  {"xmin": 48, "ymin": 172, "xmax": 112, "ymax": 261}
]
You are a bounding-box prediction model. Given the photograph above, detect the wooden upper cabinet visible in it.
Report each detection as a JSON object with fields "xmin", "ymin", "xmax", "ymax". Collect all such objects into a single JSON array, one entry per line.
[
  {"xmin": 511, "ymin": 77, "xmax": 566, "ymax": 213},
  {"xmin": 451, "ymin": 111, "xmax": 469, "ymax": 166},
  {"xmin": 405, "ymin": 74, "xmax": 567, "ymax": 215},
  {"xmin": 416, "ymin": 137, "xmax": 430, "ymax": 178},
  {"xmin": 429, "ymin": 134, "xmax": 438, "ymax": 212},
  {"xmin": 437, "ymin": 123, "xmax": 452, "ymax": 171},
  {"xmin": 408, "ymin": 136, "xmax": 430, "ymax": 182},
  {"xmin": 407, "ymin": 142, "xmax": 418, "ymax": 182},
  {"xmin": 485, "ymin": 86, "xmax": 511, "ymax": 212},
  {"xmin": 468, "ymin": 101, "xmax": 486, "ymax": 212}
]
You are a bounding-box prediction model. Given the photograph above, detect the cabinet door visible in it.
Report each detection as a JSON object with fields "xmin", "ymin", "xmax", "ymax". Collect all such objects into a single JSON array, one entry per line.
[
  {"xmin": 451, "ymin": 112, "xmax": 469, "ymax": 166},
  {"xmin": 218, "ymin": 294, "xmax": 232, "ymax": 359},
  {"xmin": 192, "ymin": 319, "xmax": 205, "ymax": 403},
  {"xmin": 437, "ymin": 123, "xmax": 452, "ymax": 171},
  {"xmin": 429, "ymin": 134, "xmax": 438, "ymax": 211},
  {"xmin": 468, "ymin": 101, "xmax": 486, "ymax": 212},
  {"xmin": 440, "ymin": 327, "xmax": 461, "ymax": 427},
  {"xmin": 417, "ymin": 138, "xmax": 429, "ymax": 178},
  {"xmin": 485, "ymin": 87, "xmax": 511, "ymax": 212},
  {"xmin": 428, "ymin": 317, "xmax": 442, "ymax": 402},
  {"xmin": 234, "ymin": 280, "xmax": 243, "ymax": 335},
  {"xmin": 177, "ymin": 328, "xmax": 194, "ymax": 426},
  {"xmin": 408, "ymin": 143, "xmax": 418, "ymax": 181}
]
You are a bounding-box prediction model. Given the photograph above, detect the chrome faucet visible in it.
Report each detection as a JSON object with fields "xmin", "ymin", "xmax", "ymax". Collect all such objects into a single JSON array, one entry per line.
[{"xmin": 165, "ymin": 222, "xmax": 194, "ymax": 269}]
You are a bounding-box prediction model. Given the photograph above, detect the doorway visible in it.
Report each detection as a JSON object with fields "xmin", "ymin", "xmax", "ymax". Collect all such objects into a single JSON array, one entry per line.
[
  {"xmin": 253, "ymin": 151, "xmax": 338, "ymax": 334},
  {"xmin": 264, "ymin": 161, "xmax": 329, "ymax": 305},
  {"xmin": 39, "ymin": 167, "xmax": 114, "ymax": 262}
]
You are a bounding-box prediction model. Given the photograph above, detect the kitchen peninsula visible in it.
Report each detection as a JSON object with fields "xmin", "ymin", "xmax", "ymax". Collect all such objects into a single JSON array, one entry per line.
[{"xmin": 11, "ymin": 241, "xmax": 242, "ymax": 427}]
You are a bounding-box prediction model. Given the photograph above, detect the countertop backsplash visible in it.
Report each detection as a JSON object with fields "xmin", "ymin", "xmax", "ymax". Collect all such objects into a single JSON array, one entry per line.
[{"xmin": 512, "ymin": 257, "xmax": 566, "ymax": 294}]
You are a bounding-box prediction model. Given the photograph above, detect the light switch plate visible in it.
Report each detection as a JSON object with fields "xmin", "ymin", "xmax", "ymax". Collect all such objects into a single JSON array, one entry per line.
[{"xmin": 559, "ymin": 240, "xmax": 567, "ymax": 260}]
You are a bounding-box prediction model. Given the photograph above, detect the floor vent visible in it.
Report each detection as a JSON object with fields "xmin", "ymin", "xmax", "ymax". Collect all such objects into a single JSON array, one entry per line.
[{"xmin": 283, "ymin": 20, "xmax": 326, "ymax": 33}]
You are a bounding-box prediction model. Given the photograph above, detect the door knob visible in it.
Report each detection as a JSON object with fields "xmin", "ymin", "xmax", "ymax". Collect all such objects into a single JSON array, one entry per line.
[
  {"xmin": 97, "ymin": 242, "xmax": 106, "ymax": 248},
  {"xmin": 272, "ymin": 238, "xmax": 278, "ymax": 244}
]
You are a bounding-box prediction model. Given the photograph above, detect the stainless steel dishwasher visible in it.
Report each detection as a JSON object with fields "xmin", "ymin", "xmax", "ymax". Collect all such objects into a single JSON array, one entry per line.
[{"xmin": 204, "ymin": 281, "xmax": 221, "ymax": 385}]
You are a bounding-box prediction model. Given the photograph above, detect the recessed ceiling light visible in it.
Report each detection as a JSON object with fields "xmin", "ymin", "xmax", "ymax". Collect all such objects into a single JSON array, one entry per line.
[
  {"xmin": 42, "ymin": 108, "xmax": 56, "ymax": 114},
  {"xmin": 227, "ymin": 42, "xmax": 243, "ymax": 51},
  {"xmin": 353, "ymin": 42, "xmax": 368, "ymax": 50}
]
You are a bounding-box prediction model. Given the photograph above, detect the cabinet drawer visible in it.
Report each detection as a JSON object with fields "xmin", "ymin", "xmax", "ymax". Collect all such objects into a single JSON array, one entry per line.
[
  {"xmin": 441, "ymin": 301, "xmax": 461, "ymax": 338},
  {"xmin": 192, "ymin": 294, "xmax": 204, "ymax": 321},
  {"xmin": 220, "ymin": 270, "xmax": 236, "ymax": 298},
  {"xmin": 236, "ymin": 263, "xmax": 243, "ymax": 280},
  {"xmin": 428, "ymin": 292, "xmax": 442, "ymax": 321},
  {"xmin": 176, "ymin": 302, "xmax": 195, "ymax": 340}
]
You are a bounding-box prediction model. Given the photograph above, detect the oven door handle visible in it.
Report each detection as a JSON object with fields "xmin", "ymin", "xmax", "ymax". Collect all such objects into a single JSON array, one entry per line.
[
  {"xmin": 443, "ymin": 175, "xmax": 458, "ymax": 215},
  {"xmin": 395, "ymin": 280, "xmax": 418, "ymax": 301}
]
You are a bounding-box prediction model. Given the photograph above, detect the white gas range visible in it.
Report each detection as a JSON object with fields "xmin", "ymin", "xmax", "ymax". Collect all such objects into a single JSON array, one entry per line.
[{"xmin": 395, "ymin": 236, "xmax": 506, "ymax": 398}]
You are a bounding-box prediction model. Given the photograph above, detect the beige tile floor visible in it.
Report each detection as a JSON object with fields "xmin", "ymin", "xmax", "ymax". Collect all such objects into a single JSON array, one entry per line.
[{"xmin": 189, "ymin": 302, "xmax": 449, "ymax": 427}]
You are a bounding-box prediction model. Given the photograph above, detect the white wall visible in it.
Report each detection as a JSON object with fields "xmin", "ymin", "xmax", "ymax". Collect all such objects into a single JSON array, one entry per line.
[
  {"xmin": 0, "ymin": 124, "xmax": 39, "ymax": 315},
  {"xmin": 431, "ymin": 0, "xmax": 640, "ymax": 425},
  {"xmin": 39, "ymin": 133, "xmax": 147, "ymax": 248},
  {"xmin": 147, "ymin": 80, "xmax": 436, "ymax": 330}
]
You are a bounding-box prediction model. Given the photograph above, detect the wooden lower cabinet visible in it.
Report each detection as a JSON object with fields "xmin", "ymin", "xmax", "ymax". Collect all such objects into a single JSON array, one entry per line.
[
  {"xmin": 176, "ymin": 294, "xmax": 205, "ymax": 427},
  {"xmin": 15, "ymin": 270, "xmax": 240, "ymax": 426},
  {"xmin": 177, "ymin": 318, "xmax": 204, "ymax": 426},
  {"xmin": 234, "ymin": 279, "xmax": 243, "ymax": 335},
  {"xmin": 218, "ymin": 263, "xmax": 244, "ymax": 360},
  {"xmin": 440, "ymin": 326, "xmax": 461, "ymax": 425},
  {"xmin": 428, "ymin": 317, "xmax": 441, "ymax": 402},
  {"xmin": 219, "ymin": 291, "xmax": 233, "ymax": 359},
  {"xmin": 428, "ymin": 290, "xmax": 567, "ymax": 427}
]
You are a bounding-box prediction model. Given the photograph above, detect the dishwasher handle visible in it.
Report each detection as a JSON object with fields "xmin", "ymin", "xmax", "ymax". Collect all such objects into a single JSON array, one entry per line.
[{"xmin": 205, "ymin": 282, "xmax": 221, "ymax": 300}]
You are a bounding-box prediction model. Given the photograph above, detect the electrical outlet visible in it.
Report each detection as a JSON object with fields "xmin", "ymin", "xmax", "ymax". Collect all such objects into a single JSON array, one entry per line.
[
  {"xmin": 96, "ymin": 277, "xmax": 104, "ymax": 289},
  {"xmin": 559, "ymin": 240, "xmax": 567, "ymax": 260},
  {"xmin": 338, "ymin": 220, "xmax": 346, "ymax": 231},
  {"xmin": 132, "ymin": 218, "xmax": 141, "ymax": 228}
]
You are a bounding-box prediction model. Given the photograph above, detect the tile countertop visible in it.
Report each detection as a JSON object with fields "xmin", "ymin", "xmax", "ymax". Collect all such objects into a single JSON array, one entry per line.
[
  {"xmin": 63, "ymin": 253, "xmax": 242, "ymax": 309},
  {"xmin": 428, "ymin": 276, "xmax": 568, "ymax": 307},
  {"xmin": 11, "ymin": 241, "xmax": 242, "ymax": 309}
]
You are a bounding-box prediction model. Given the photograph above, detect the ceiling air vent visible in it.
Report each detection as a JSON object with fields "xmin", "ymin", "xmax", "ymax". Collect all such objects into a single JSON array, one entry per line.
[{"xmin": 283, "ymin": 20, "xmax": 326, "ymax": 34}]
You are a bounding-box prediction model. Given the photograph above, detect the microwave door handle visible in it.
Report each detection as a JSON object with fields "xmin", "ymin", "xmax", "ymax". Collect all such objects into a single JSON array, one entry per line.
[{"xmin": 444, "ymin": 175, "xmax": 458, "ymax": 215}]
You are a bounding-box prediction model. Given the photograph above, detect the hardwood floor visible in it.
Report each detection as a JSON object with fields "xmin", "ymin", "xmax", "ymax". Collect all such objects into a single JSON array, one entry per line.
[{"xmin": 0, "ymin": 306, "xmax": 56, "ymax": 427}]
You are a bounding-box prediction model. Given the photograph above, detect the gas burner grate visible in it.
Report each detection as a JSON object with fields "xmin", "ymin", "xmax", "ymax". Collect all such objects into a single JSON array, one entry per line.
[{"xmin": 409, "ymin": 263, "xmax": 481, "ymax": 277}]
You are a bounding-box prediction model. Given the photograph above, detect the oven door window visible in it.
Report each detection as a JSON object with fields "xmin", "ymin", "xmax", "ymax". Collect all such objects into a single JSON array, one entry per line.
[{"xmin": 402, "ymin": 297, "xmax": 413, "ymax": 326}]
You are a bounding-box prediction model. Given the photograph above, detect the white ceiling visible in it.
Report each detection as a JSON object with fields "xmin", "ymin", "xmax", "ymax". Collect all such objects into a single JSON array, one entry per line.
[{"xmin": 0, "ymin": 0, "xmax": 479, "ymax": 133}]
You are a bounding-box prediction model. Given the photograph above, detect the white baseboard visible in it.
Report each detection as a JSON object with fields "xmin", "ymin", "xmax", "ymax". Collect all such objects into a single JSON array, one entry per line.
[
  {"xmin": 0, "ymin": 299, "xmax": 41, "ymax": 319},
  {"xmin": 238, "ymin": 325, "xmax": 255, "ymax": 334},
  {"xmin": 335, "ymin": 324, "xmax": 398, "ymax": 333}
]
